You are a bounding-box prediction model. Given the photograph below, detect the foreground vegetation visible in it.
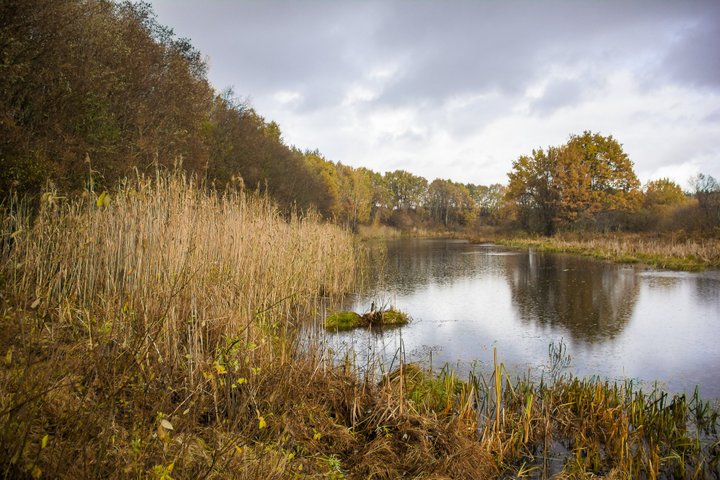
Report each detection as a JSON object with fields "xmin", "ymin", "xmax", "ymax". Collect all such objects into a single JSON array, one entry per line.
[
  {"xmin": 495, "ymin": 233, "xmax": 720, "ymax": 271},
  {"xmin": 1, "ymin": 175, "xmax": 718, "ymax": 479}
]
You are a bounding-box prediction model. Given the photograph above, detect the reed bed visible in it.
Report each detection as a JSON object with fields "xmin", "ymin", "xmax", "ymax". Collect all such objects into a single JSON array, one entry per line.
[
  {"xmin": 4, "ymin": 172, "xmax": 355, "ymax": 368},
  {"xmin": 1, "ymin": 175, "xmax": 718, "ymax": 479}
]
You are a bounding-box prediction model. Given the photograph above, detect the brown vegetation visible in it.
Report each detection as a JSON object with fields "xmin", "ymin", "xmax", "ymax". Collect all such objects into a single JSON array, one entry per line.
[
  {"xmin": 497, "ymin": 232, "xmax": 720, "ymax": 270},
  {"xmin": 2, "ymin": 175, "xmax": 718, "ymax": 479}
]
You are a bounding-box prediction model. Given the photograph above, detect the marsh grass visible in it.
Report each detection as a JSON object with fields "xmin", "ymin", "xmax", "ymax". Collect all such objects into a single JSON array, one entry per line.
[
  {"xmin": 1, "ymin": 174, "xmax": 718, "ymax": 479},
  {"xmin": 324, "ymin": 309, "xmax": 409, "ymax": 331},
  {"xmin": 498, "ymin": 233, "xmax": 720, "ymax": 270}
]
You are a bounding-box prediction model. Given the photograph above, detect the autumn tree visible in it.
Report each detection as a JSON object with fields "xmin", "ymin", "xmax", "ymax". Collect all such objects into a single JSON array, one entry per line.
[
  {"xmin": 1, "ymin": 0, "xmax": 213, "ymax": 195},
  {"xmin": 506, "ymin": 147, "xmax": 561, "ymax": 234},
  {"xmin": 467, "ymin": 183, "xmax": 507, "ymax": 225},
  {"xmin": 506, "ymin": 132, "xmax": 641, "ymax": 234},
  {"xmin": 557, "ymin": 132, "xmax": 641, "ymax": 224},
  {"xmin": 427, "ymin": 179, "xmax": 477, "ymax": 227},
  {"xmin": 690, "ymin": 173, "xmax": 720, "ymax": 228},
  {"xmin": 643, "ymin": 178, "xmax": 686, "ymax": 208},
  {"xmin": 384, "ymin": 170, "xmax": 428, "ymax": 211}
]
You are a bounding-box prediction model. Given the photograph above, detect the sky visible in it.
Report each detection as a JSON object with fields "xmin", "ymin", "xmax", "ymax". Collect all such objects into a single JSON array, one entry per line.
[{"xmin": 148, "ymin": 0, "xmax": 720, "ymax": 188}]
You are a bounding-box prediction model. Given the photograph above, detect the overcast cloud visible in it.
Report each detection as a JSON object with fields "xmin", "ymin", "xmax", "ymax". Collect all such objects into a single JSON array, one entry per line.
[{"xmin": 149, "ymin": 0, "xmax": 720, "ymax": 188}]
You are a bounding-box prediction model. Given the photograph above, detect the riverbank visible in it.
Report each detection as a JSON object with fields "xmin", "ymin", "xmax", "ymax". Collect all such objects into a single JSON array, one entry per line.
[
  {"xmin": 1, "ymin": 177, "xmax": 718, "ymax": 478},
  {"xmin": 490, "ymin": 233, "xmax": 720, "ymax": 271}
]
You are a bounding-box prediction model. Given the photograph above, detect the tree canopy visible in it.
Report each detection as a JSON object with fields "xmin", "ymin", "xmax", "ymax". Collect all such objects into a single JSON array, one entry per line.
[{"xmin": 506, "ymin": 132, "xmax": 642, "ymax": 234}]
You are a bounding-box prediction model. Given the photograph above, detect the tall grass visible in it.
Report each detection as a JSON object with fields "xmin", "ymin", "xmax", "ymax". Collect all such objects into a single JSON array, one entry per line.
[
  {"xmin": 0, "ymin": 172, "xmax": 359, "ymax": 478},
  {"xmin": 1, "ymin": 174, "xmax": 718, "ymax": 478},
  {"xmin": 5, "ymin": 172, "xmax": 354, "ymax": 370}
]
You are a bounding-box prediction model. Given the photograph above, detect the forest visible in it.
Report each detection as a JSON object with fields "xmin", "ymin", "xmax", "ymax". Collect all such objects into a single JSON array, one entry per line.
[{"xmin": 3, "ymin": 0, "xmax": 719, "ymax": 237}]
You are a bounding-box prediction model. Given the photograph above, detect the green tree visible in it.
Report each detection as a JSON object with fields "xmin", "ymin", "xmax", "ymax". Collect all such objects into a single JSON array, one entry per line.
[
  {"xmin": 303, "ymin": 152, "xmax": 341, "ymax": 217},
  {"xmin": 358, "ymin": 167, "xmax": 392, "ymax": 223},
  {"xmin": 467, "ymin": 183, "xmax": 507, "ymax": 225}
]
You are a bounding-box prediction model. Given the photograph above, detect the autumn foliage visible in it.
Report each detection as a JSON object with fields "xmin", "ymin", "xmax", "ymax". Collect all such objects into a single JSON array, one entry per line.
[{"xmin": 507, "ymin": 132, "xmax": 644, "ymax": 234}]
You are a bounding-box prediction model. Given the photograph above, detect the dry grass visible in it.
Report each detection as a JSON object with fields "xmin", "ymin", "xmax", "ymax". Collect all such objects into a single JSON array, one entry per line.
[
  {"xmin": 1, "ymin": 174, "xmax": 718, "ymax": 479},
  {"xmin": 499, "ymin": 232, "xmax": 720, "ymax": 270},
  {"xmin": 0, "ymin": 172, "xmax": 360, "ymax": 478},
  {"xmin": 5, "ymin": 172, "xmax": 355, "ymax": 369}
]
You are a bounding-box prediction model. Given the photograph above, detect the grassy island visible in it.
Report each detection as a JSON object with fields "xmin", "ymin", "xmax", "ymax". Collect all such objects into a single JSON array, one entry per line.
[{"xmin": 324, "ymin": 309, "xmax": 409, "ymax": 330}]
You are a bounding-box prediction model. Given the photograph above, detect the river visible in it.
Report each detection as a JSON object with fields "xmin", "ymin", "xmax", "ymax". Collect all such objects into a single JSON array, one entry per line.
[{"xmin": 325, "ymin": 238, "xmax": 720, "ymax": 398}]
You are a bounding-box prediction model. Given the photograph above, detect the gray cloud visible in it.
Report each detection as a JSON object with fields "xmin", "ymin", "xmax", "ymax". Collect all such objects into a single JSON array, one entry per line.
[
  {"xmin": 532, "ymin": 79, "xmax": 585, "ymax": 116},
  {"xmin": 150, "ymin": 0, "xmax": 720, "ymax": 185},
  {"xmin": 661, "ymin": 17, "xmax": 720, "ymax": 88}
]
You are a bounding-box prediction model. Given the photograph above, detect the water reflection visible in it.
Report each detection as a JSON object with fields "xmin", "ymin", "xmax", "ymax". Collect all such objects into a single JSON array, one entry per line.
[
  {"xmin": 507, "ymin": 250, "xmax": 639, "ymax": 343},
  {"xmin": 326, "ymin": 238, "xmax": 720, "ymax": 397}
]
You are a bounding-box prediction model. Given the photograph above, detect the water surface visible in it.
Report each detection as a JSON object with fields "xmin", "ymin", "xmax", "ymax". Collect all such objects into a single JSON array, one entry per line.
[{"xmin": 326, "ymin": 238, "xmax": 720, "ymax": 398}]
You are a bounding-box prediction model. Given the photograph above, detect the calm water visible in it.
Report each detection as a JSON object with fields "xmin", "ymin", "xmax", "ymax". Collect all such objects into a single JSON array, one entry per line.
[{"xmin": 326, "ymin": 238, "xmax": 720, "ymax": 398}]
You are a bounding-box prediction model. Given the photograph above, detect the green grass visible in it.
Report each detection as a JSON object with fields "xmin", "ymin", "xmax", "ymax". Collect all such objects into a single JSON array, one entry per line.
[
  {"xmin": 324, "ymin": 311, "xmax": 364, "ymax": 330},
  {"xmin": 377, "ymin": 309, "xmax": 409, "ymax": 325},
  {"xmin": 324, "ymin": 309, "xmax": 410, "ymax": 330}
]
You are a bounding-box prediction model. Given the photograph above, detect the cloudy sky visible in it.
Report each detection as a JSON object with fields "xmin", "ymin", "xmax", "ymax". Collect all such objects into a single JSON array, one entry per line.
[{"xmin": 149, "ymin": 0, "xmax": 720, "ymax": 188}]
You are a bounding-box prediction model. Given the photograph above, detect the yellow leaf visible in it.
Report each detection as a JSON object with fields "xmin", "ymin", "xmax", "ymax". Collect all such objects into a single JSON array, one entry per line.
[
  {"xmin": 96, "ymin": 191, "xmax": 110, "ymax": 208},
  {"xmin": 31, "ymin": 465, "xmax": 42, "ymax": 479},
  {"xmin": 234, "ymin": 445, "xmax": 243, "ymax": 455},
  {"xmin": 256, "ymin": 410, "xmax": 267, "ymax": 429},
  {"xmin": 4, "ymin": 347, "xmax": 12, "ymax": 365},
  {"xmin": 41, "ymin": 434, "xmax": 49, "ymax": 449},
  {"xmin": 237, "ymin": 377, "xmax": 247, "ymax": 385},
  {"xmin": 157, "ymin": 424, "xmax": 168, "ymax": 442},
  {"xmin": 213, "ymin": 361, "xmax": 227, "ymax": 375}
]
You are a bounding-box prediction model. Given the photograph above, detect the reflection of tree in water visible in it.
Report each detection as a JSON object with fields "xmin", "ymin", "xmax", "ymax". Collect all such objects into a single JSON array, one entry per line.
[
  {"xmin": 694, "ymin": 274, "xmax": 720, "ymax": 308},
  {"xmin": 506, "ymin": 250, "xmax": 639, "ymax": 343},
  {"xmin": 371, "ymin": 239, "xmax": 507, "ymax": 294}
]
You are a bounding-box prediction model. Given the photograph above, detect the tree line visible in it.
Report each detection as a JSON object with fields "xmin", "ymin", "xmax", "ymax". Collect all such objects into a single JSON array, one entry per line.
[
  {"xmin": 0, "ymin": 0, "xmax": 506, "ymax": 230},
  {"xmin": 1, "ymin": 0, "xmax": 326, "ymax": 210},
  {"xmin": 2, "ymin": 0, "xmax": 718, "ymax": 235},
  {"xmin": 505, "ymin": 132, "xmax": 719, "ymax": 234}
]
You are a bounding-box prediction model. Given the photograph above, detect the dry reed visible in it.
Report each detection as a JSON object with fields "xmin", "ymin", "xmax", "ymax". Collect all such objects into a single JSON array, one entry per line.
[{"xmin": 5, "ymin": 172, "xmax": 355, "ymax": 373}]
